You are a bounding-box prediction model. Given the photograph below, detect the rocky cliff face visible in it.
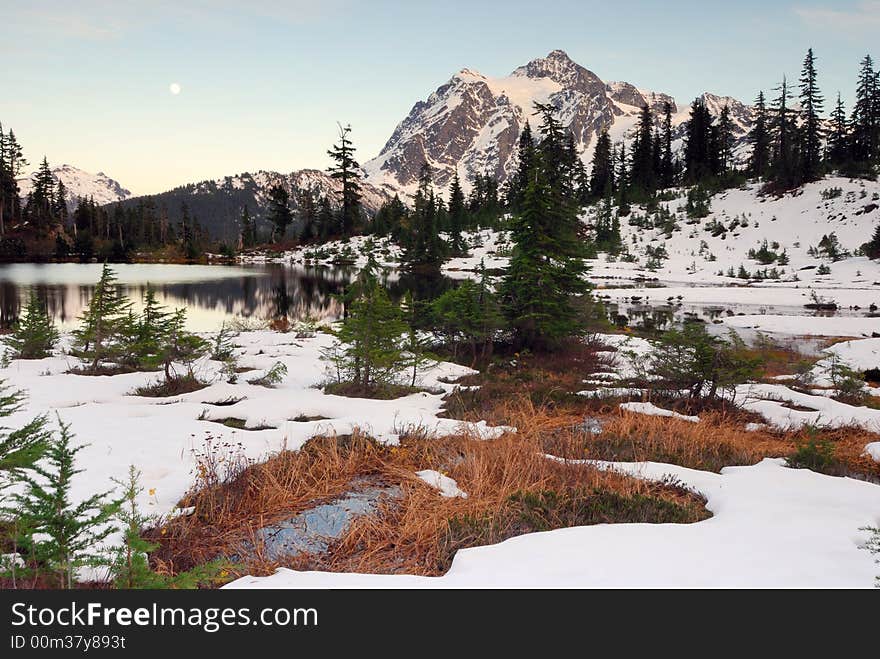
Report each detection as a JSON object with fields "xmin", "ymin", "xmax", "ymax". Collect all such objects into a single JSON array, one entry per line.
[{"xmin": 365, "ymin": 50, "xmax": 755, "ymax": 196}]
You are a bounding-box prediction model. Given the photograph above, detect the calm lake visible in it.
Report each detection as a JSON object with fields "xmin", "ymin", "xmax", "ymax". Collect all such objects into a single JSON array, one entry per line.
[{"xmin": 0, "ymin": 263, "xmax": 357, "ymax": 332}]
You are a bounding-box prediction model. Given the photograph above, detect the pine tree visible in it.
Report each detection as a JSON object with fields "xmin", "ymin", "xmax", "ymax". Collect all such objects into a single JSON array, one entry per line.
[
  {"xmin": 589, "ymin": 129, "xmax": 614, "ymax": 199},
  {"xmin": 129, "ymin": 288, "xmax": 171, "ymax": 371},
  {"xmin": 109, "ymin": 466, "xmax": 227, "ymax": 589},
  {"xmin": 401, "ymin": 163, "xmax": 445, "ymax": 270},
  {"xmin": 683, "ymin": 97, "xmax": 715, "ymax": 183},
  {"xmin": 72, "ymin": 263, "xmax": 134, "ymax": 372},
  {"xmin": 265, "ymin": 184, "xmax": 292, "ymax": 243},
  {"xmin": 53, "ymin": 179, "xmax": 69, "ymax": 226},
  {"xmin": 327, "ymin": 123, "xmax": 363, "ymax": 237},
  {"xmin": 863, "ymin": 222, "xmax": 880, "ymax": 259},
  {"xmin": 827, "ymin": 93, "xmax": 850, "ymax": 169},
  {"xmin": 749, "ymin": 91, "xmax": 771, "ymax": 179},
  {"xmin": 0, "ymin": 127, "xmax": 26, "ymax": 236},
  {"xmin": 322, "ymin": 258, "xmax": 407, "ymax": 392},
  {"xmin": 770, "ymin": 76, "xmax": 799, "ymax": 189},
  {"xmin": 317, "ymin": 195, "xmax": 335, "ymax": 240},
  {"xmin": 10, "ymin": 419, "xmax": 120, "ymax": 588},
  {"xmin": 447, "ymin": 171, "xmax": 467, "ymax": 254},
  {"xmin": 798, "ymin": 48, "xmax": 825, "ymax": 182},
  {"xmin": 716, "ymin": 105, "xmax": 734, "ymax": 175},
  {"xmin": 25, "ymin": 157, "xmax": 56, "ymax": 236},
  {"xmin": 660, "ymin": 102, "xmax": 675, "ymax": 188},
  {"xmin": 500, "ymin": 105, "xmax": 591, "ymax": 350},
  {"xmin": 851, "ymin": 54, "xmax": 879, "ymax": 168},
  {"xmin": 240, "ymin": 205, "xmax": 256, "ymax": 248},
  {"xmin": 0, "ymin": 382, "xmax": 50, "ymax": 494},
  {"xmin": 4, "ymin": 292, "xmax": 59, "ymax": 359},
  {"xmin": 507, "ymin": 121, "xmax": 536, "ymax": 211},
  {"xmin": 630, "ymin": 104, "xmax": 656, "ymax": 194}
]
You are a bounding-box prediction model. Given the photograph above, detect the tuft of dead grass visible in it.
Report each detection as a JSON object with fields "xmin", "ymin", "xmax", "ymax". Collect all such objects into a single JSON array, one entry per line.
[{"xmin": 147, "ymin": 397, "xmax": 709, "ymax": 579}]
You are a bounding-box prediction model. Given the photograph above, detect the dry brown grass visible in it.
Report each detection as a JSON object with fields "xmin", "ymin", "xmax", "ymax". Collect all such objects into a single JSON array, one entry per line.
[{"xmin": 147, "ymin": 397, "xmax": 710, "ymax": 579}]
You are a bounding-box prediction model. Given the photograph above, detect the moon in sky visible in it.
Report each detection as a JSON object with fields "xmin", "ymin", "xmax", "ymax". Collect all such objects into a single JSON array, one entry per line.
[{"xmin": 169, "ymin": 82, "xmax": 182, "ymax": 95}]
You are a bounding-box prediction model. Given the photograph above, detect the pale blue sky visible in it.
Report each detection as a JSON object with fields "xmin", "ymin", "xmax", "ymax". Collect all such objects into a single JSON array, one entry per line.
[{"xmin": 1, "ymin": 0, "xmax": 877, "ymax": 194}]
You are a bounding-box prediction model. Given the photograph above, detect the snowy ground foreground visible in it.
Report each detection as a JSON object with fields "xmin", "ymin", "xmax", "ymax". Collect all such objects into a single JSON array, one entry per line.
[
  {"xmin": 226, "ymin": 458, "xmax": 880, "ymax": 588},
  {"xmin": 619, "ymin": 402, "xmax": 700, "ymax": 423},
  {"xmin": 0, "ymin": 330, "xmax": 508, "ymax": 558}
]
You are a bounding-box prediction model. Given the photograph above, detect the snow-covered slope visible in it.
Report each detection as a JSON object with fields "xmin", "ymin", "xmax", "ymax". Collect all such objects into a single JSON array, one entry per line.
[
  {"xmin": 17, "ymin": 164, "xmax": 131, "ymax": 209},
  {"xmin": 365, "ymin": 50, "xmax": 754, "ymax": 196}
]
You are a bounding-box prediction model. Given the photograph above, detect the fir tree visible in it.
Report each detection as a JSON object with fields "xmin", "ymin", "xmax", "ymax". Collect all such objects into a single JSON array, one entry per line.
[
  {"xmin": 0, "ymin": 382, "xmax": 50, "ymax": 494},
  {"xmin": 322, "ymin": 258, "xmax": 407, "ymax": 391},
  {"xmin": 401, "ymin": 163, "xmax": 445, "ymax": 270},
  {"xmin": 827, "ymin": 92, "xmax": 850, "ymax": 169},
  {"xmin": 716, "ymin": 105, "xmax": 734, "ymax": 175},
  {"xmin": 4, "ymin": 292, "xmax": 59, "ymax": 359},
  {"xmin": 53, "ymin": 179, "xmax": 69, "ymax": 226},
  {"xmin": 863, "ymin": 222, "xmax": 880, "ymax": 259},
  {"xmin": 510, "ymin": 121, "xmax": 536, "ymax": 211},
  {"xmin": 109, "ymin": 466, "xmax": 227, "ymax": 589},
  {"xmin": 327, "ymin": 123, "xmax": 363, "ymax": 237},
  {"xmin": 684, "ymin": 97, "xmax": 715, "ymax": 183},
  {"xmin": 749, "ymin": 91, "xmax": 772, "ymax": 179},
  {"xmin": 798, "ymin": 48, "xmax": 825, "ymax": 182},
  {"xmin": 72, "ymin": 263, "xmax": 134, "ymax": 372},
  {"xmin": 770, "ymin": 76, "xmax": 799, "ymax": 189},
  {"xmin": 589, "ymin": 129, "xmax": 615, "ymax": 199},
  {"xmin": 630, "ymin": 104, "xmax": 656, "ymax": 194},
  {"xmin": 239, "ymin": 205, "xmax": 256, "ymax": 248},
  {"xmin": 660, "ymin": 102, "xmax": 675, "ymax": 188},
  {"xmin": 10, "ymin": 419, "xmax": 120, "ymax": 588},
  {"xmin": 265, "ymin": 184, "xmax": 292, "ymax": 243},
  {"xmin": 447, "ymin": 171, "xmax": 467, "ymax": 254},
  {"xmin": 500, "ymin": 105, "xmax": 591, "ymax": 350},
  {"xmin": 851, "ymin": 54, "xmax": 878, "ymax": 167}
]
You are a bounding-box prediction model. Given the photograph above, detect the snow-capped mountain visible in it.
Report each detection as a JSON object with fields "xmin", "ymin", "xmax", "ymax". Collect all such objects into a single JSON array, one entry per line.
[
  {"xmin": 17, "ymin": 164, "xmax": 131, "ymax": 209},
  {"xmin": 364, "ymin": 50, "xmax": 756, "ymax": 195}
]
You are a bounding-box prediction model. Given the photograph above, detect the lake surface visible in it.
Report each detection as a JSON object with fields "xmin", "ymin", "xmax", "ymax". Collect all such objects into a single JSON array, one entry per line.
[{"xmin": 0, "ymin": 263, "xmax": 357, "ymax": 332}]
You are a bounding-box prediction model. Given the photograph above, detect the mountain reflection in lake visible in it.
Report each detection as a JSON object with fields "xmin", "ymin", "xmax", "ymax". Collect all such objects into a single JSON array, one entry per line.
[{"xmin": 0, "ymin": 263, "xmax": 363, "ymax": 332}]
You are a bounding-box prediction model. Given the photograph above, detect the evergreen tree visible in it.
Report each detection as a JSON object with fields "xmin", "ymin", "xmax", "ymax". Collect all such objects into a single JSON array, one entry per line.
[
  {"xmin": 4, "ymin": 293, "xmax": 59, "ymax": 359},
  {"xmin": 683, "ymin": 97, "xmax": 715, "ymax": 183},
  {"xmin": 660, "ymin": 102, "xmax": 675, "ymax": 188},
  {"xmin": 239, "ymin": 205, "xmax": 256, "ymax": 248},
  {"xmin": 500, "ymin": 103, "xmax": 591, "ymax": 350},
  {"xmin": 109, "ymin": 466, "xmax": 227, "ymax": 589},
  {"xmin": 0, "ymin": 127, "xmax": 26, "ymax": 236},
  {"xmin": 769, "ymin": 76, "xmax": 799, "ymax": 188},
  {"xmin": 25, "ymin": 157, "xmax": 57, "ymax": 236},
  {"xmin": 0, "ymin": 382, "xmax": 50, "ymax": 494},
  {"xmin": 749, "ymin": 91, "xmax": 772, "ymax": 179},
  {"xmin": 447, "ymin": 171, "xmax": 467, "ymax": 254},
  {"xmin": 798, "ymin": 48, "xmax": 825, "ymax": 182},
  {"xmin": 53, "ymin": 179, "xmax": 69, "ymax": 226},
  {"xmin": 10, "ymin": 420, "xmax": 120, "ymax": 588},
  {"xmin": 630, "ymin": 104, "xmax": 657, "ymax": 193},
  {"xmin": 862, "ymin": 222, "xmax": 880, "ymax": 259},
  {"xmin": 827, "ymin": 92, "xmax": 850, "ymax": 169},
  {"xmin": 511, "ymin": 121, "xmax": 536, "ymax": 211},
  {"xmin": 851, "ymin": 54, "xmax": 879, "ymax": 169},
  {"xmin": 316, "ymin": 194, "xmax": 335, "ymax": 240},
  {"xmin": 327, "ymin": 123, "xmax": 363, "ymax": 237},
  {"xmin": 322, "ymin": 258, "xmax": 407, "ymax": 391},
  {"xmin": 401, "ymin": 163, "xmax": 445, "ymax": 270},
  {"xmin": 716, "ymin": 105, "xmax": 734, "ymax": 175},
  {"xmin": 589, "ymin": 129, "xmax": 615, "ymax": 199},
  {"xmin": 72, "ymin": 263, "xmax": 134, "ymax": 372},
  {"xmin": 431, "ymin": 264, "xmax": 503, "ymax": 365},
  {"xmin": 265, "ymin": 184, "xmax": 292, "ymax": 243}
]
